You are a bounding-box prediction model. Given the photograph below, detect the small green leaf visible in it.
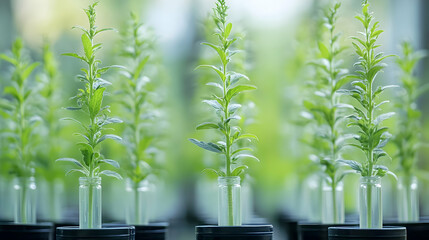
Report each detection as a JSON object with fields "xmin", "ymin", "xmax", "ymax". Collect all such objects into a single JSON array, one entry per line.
[
  {"xmin": 99, "ymin": 170, "xmax": 122, "ymax": 180},
  {"xmin": 196, "ymin": 65, "xmax": 225, "ymax": 80},
  {"xmin": 226, "ymin": 84, "xmax": 257, "ymax": 99},
  {"xmin": 338, "ymin": 160, "xmax": 362, "ymax": 173},
  {"xmin": 202, "ymin": 168, "xmax": 225, "ymax": 177},
  {"xmin": 235, "ymin": 133, "xmax": 259, "ymax": 142},
  {"xmin": 100, "ymin": 159, "xmax": 120, "ymax": 168},
  {"xmin": 189, "ymin": 138, "xmax": 223, "ymax": 153},
  {"xmin": 231, "ymin": 165, "xmax": 248, "ymax": 176},
  {"xmin": 97, "ymin": 134, "xmax": 122, "ymax": 144},
  {"xmin": 196, "ymin": 122, "xmax": 219, "ymax": 130},
  {"xmin": 56, "ymin": 158, "xmax": 83, "ymax": 168},
  {"xmin": 81, "ymin": 34, "xmax": 93, "ymax": 59},
  {"xmin": 224, "ymin": 23, "xmax": 232, "ymax": 38},
  {"xmin": 233, "ymin": 154, "xmax": 260, "ymax": 162}
]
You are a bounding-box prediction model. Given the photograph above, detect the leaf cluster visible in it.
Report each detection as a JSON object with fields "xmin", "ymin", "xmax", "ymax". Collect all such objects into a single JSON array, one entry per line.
[
  {"xmin": 190, "ymin": 0, "xmax": 258, "ymax": 177},
  {"xmin": 0, "ymin": 39, "xmax": 40, "ymax": 177},
  {"xmin": 392, "ymin": 42, "xmax": 427, "ymax": 175},
  {"xmin": 304, "ymin": 3, "xmax": 352, "ymax": 185},
  {"xmin": 342, "ymin": 0, "xmax": 396, "ymax": 178},
  {"xmin": 58, "ymin": 2, "xmax": 122, "ymax": 179}
]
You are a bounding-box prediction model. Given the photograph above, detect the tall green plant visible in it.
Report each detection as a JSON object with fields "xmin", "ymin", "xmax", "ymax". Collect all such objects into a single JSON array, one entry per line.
[
  {"xmin": 57, "ymin": 2, "xmax": 122, "ymax": 180},
  {"xmin": 0, "ymin": 39, "xmax": 40, "ymax": 223},
  {"xmin": 189, "ymin": 0, "xmax": 258, "ymax": 226},
  {"xmin": 117, "ymin": 12, "xmax": 160, "ymax": 223},
  {"xmin": 341, "ymin": 0, "xmax": 396, "ymax": 227},
  {"xmin": 393, "ymin": 42, "xmax": 426, "ymax": 177},
  {"xmin": 303, "ymin": 3, "xmax": 351, "ymax": 224}
]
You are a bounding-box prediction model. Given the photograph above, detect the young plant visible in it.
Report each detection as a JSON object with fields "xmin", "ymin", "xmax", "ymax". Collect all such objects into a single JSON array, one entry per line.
[
  {"xmin": 189, "ymin": 0, "xmax": 258, "ymax": 226},
  {"xmin": 37, "ymin": 41, "xmax": 65, "ymax": 221},
  {"xmin": 393, "ymin": 42, "xmax": 426, "ymax": 221},
  {"xmin": 341, "ymin": 0, "xmax": 396, "ymax": 228},
  {"xmin": 303, "ymin": 3, "xmax": 350, "ymax": 224},
  {"xmin": 58, "ymin": 2, "xmax": 122, "ymax": 228},
  {"xmin": 117, "ymin": 13, "xmax": 158, "ymax": 225},
  {"xmin": 0, "ymin": 38, "xmax": 40, "ymax": 223}
]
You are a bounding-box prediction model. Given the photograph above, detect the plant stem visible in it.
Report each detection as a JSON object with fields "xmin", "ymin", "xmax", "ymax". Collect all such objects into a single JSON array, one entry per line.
[
  {"xmin": 134, "ymin": 184, "xmax": 141, "ymax": 224},
  {"xmin": 331, "ymin": 181, "xmax": 337, "ymax": 223},
  {"xmin": 88, "ymin": 181, "xmax": 93, "ymax": 228},
  {"xmin": 366, "ymin": 182, "xmax": 372, "ymax": 228},
  {"xmin": 21, "ymin": 180, "xmax": 28, "ymax": 223}
]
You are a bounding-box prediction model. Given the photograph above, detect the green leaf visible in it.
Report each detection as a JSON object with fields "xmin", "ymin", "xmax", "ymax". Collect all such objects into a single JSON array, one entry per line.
[
  {"xmin": 62, "ymin": 53, "xmax": 86, "ymax": 62},
  {"xmin": 4, "ymin": 86, "xmax": 21, "ymax": 103},
  {"xmin": 338, "ymin": 160, "xmax": 362, "ymax": 173},
  {"xmin": 374, "ymin": 112, "xmax": 395, "ymax": 125},
  {"xmin": 97, "ymin": 134, "xmax": 122, "ymax": 144},
  {"xmin": 65, "ymin": 169, "xmax": 88, "ymax": 176},
  {"xmin": 318, "ymin": 41, "xmax": 330, "ymax": 59},
  {"xmin": 224, "ymin": 23, "xmax": 232, "ymax": 38},
  {"xmin": 229, "ymin": 72, "xmax": 249, "ymax": 86},
  {"xmin": 189, "ymin": 138, "xmax": 223, "ymax": 153},
  {"xmin": 202, "ymin": 100, "xmax": 223, "ymax": 110},
  {"xmin": 231, "ymin": 165, "xmax": 248, "ymax": 176},
  {"xmin": 134, "ymin": 56, "xmax": 150, "ymax": 80},
  {"xmin": 202, "ymin": 42, "xmax": 226, "ymax": 65},
  {"xmin": 196, "ymin": 65, "xmax": 225, "ymax": 80},
  {"xmin": 89, "ymin": 87, "xmax": 105, "ymax": 118},
  {"xmin": 226, "ymin": 84, "xmax": 257, "ymax": 99},
  {"xmin": 202, "ymin": 168, "xmax": 225, "ymax": 177},
  {"xmin": 235, "ymin": 133, "xmax": 259, "ymax": 142},
  {"xmin": 233, "ymin": 154, "xmax": 259, "ymax": 162},
  {"xmin": 232, "ymin": 147, "xmax": 253, "ymax": 155},
  {"xmin": 99, "ymin": 170, "xmax": 122, "ymax": 180},
  {"xmin": 81, "ymin": 34, "xmax": 93, "ymax": 60},
  {"xmin": 196, "ymin": 122, "xmax": 219, "ymax": 130},
  {"xmin": 100, "ymin": 159, "xmax": 120, "ymax": 169},
  {"xmin": 22, "ymin": 62, "xmax": 40, "ymax": 80},
  {"xmin": 56, "ymin": 158, "xmax": 83, "ymax": 168},
  {"xmin": 0, "ymin": 54, "xmax": 17, "ymax": 65}
]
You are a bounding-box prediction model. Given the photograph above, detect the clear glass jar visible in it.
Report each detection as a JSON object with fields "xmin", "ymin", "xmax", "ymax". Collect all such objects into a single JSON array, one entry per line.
[
  {"xmin": 306, "ymin": 174, "xmax": 322, "ymax": 222},
  {"xmin": 125, "ymin": 178, "xmax": 150, "ymax": 225},
  {"xmin": 359, "ymin": 176, "xmax": 382, "ymax": 228},
  {"xmin": 79, "ymin": 177, "xmax": 102, "ymax": 229},
  {"xmin": 218, "ymin": 176, "xmax": 241, "ymax": 226},
  {"xmin": 322, "ymin": 180, "xmax": 345, "ymax": 224},
  {"xmin": 13, "ymin": 177, "xmax": 36, "ymax": 224},
  {"xmin": 397, "ymin": 175, "xmax": 419, "ymax": 222}
]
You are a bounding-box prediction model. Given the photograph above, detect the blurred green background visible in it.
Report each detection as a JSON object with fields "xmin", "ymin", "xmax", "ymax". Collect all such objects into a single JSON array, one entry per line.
[{"xmin": 1, "ymin": 0, "xmax": 429, "ymax": 239}]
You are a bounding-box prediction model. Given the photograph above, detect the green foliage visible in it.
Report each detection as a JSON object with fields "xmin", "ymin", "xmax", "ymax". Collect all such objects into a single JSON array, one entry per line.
[
  {"xmin": 36, "ymin": 41, "xmax": 65, "ymax": 181},
  {"xmin": 189, "ymin": 0, "xmax": 258, "ymax": 177},
  {"xmin": 304, "ymin": 3, "xmax": 352, "ymax": 186},
  {"xmin": 58, "ymin": 2, "xmax": 122, "ymax": 179},
  {"xmin": 0, "ymin": 38, "xmax": 40, "ymax": 177},
  {"xmin": 117, "ymin": 12, "xmax": 159, "ymax": 185},
  {"xmin": 393, "ymin": 42, "xmax": 426, "ymax": 175},
  {"xmin": 342, "ymin": 0, "xmax": 396, "ymax": 178}
]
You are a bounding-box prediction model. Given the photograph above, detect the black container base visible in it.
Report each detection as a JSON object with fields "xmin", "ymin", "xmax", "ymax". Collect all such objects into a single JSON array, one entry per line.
[
  {"xmin": 103, "ymin": 222, "xmax": 168, "ymax": 240},
  {"xmin": 298, "ymin": 222, "xmax": 355, "ymax": 240},
  {"xmin": 196, "ymin": 224, "xmax": 273, "ymax": 240},
  {"xmin": 328, "ymin": 226, "xmax": 406, "ymax": 240},
  {"xmin": 56, "ymin": 226, "xmax": 135, "ymax": 240},
  {"xmin": 384, "ymin": 220, "xmax": 429, "ymax": 240},
  {"xmin": 0, "ymin": 222, "xmax": 54, "ymax": 240}
]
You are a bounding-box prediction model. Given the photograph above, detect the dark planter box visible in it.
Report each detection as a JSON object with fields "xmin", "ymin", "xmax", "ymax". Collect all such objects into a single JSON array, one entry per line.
[
  {"xmin": 298, "ymin": 222, "xmax": 354, "ymax": 240},
  {"xmin": 328, "ymin": 226, "xmax": 406, "ymax": 240},
  {"xmin": 103, "ymin": 222, "xmax": 168, "ymax": 240},
  {"xmin": 56, "ymin": 226, "xmax": 135, "ymax": 240},
  {"xmin": 385, "ymin": 220, "xmax": 429, "ymax": 240},
  {"xmin": 278, "ymin": 215, "xmax": 299, "ymax": 240},
  {"xmin": 195, "ymin": 225, "xmax": 273, "ymax": 240},
  {"xmin": 0, "ymin": 222, "xmax": 54, "ymax": 240}
]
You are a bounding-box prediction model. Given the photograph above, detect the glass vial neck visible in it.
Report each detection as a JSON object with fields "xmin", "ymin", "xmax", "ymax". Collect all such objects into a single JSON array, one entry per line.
[
  {"xmin": 218, "ymin": 176, "xmax": 240, "ymax": 186},
  {"xmin": 79, "ymin": 177, "xmax": 101, "ymax": 186},
  {"xmin": 360, "ymin": 176, "xmax": 381, "ymax": 185}
]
